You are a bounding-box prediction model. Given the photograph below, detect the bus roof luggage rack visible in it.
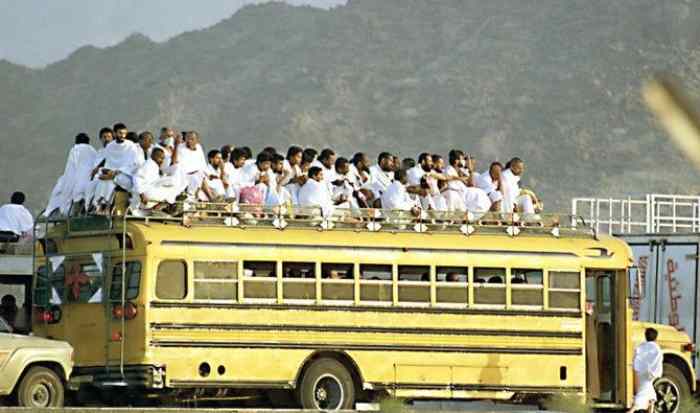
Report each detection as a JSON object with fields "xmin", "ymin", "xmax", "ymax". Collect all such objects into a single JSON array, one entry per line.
[
  {"xmin": 37, "ymin": 203, "xmax": 594, "ymax": 238},
  {"xmin": 571, "ymin": 194, "xmax": 700, "ymax": 235}
]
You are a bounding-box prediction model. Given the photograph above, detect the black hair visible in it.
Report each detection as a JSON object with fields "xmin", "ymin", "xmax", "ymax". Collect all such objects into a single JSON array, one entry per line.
[
  {"xmin": 377, "ymin": 152, "xmax": 392, "ymax": 164},
  {"xmin": 402, "ymin": 158, "xmax": 416, "ymax": 169},
  {"xmin": 262, "ymin": 146, "xmax": 277, "ymax": 156},
  {"xmin": 286, "ymin": 145, "xmax": 303, "ymax": 160},
  {"xmin": 308, "ymin": 166, "xmax": 323, "ymax": 179},
  {"xmin": 506, "ymin": 157, "xmax": 523, "ymax": 170},
  {"xmin": 272, "ymin": 154, "xmax": 285, "ymax": 163},
  {"xmin": 335, "ymin": 157, "xmax": 349, "ymax": 170},
  {"xmin": 10, "ymin": 192, "xmax": 25, "ymax": 205},
  {"xmin": 151, "ymin": 147, "xmax": 165, "ymax": 157},
  {"xmin": 303, "ymin": 148, "xmax": 318, "ymax": 160},
  {"xmin": 99, "ymin": 127, "xmax": 113, "ymax": 138},
  {"xmin": 221, "ymin": 145, "xmax": 232, "ymax": 155},
  {"xmin": 490, "ymin": 161, "xmax": 504, "ymax": 171},
  {"xmin": 240, "ymin": 146, "xmax": 253, "ymax": 159},
  {"xmin": 231, "ymin": 148, "xmax": 246, "ymax": 162},
  {"xmin": 75, "ymin": 133, "xmax": 90, "ymax": 145},
  {"xmin": 301, "ymin": 153, "xmax": 314, "ymax": 166},
  {"xmin": 256, "ymin": 151, "xmax": 272, "ymax": 165},
  {"xmin": 351, "ymin": 152, "xmax": 366, "ymax": 166},
  {"xmin": 113, "ymin": 122, "xmax": 127, "ymax": 132},
  {"xmin": 448, "ymin": 149, "xmax": 465, "ymax": 166},
  {"xmin": 645, "ymin": 328, "xmax": 658, "ymax": 342},
  {"xmin": 318, "ymin": 148, "xmax": 335, "ymax": 162},
  {"xmin": 431, "ymin": 154, "xmax": 443, "ymax": 164},
  {"xmin": 394, "ymin": 169, "xmax": 407, "ymax": 182},
  {"xmin": 208, "ymin": 149, "xmax": 221, "ymax": 159},
  {"xmin": 417, "ymin": 152, "xmax": 431, "ymax": 164},
  {"xmin": 126, "ymin": 132, "xmax": 138, "ymax": 142},
  {"xmin": 138, "ymin": 131, "xmax": 153, "ymax": 142}
]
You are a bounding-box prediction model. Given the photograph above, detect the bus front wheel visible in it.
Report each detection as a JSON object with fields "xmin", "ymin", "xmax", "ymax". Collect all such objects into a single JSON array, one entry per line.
[
  {"xmin": 654, "ymin": 363, "xmax": 690, "ymax": 413},
  {"xmin": 16, "ymin": 366, "xmax": 64, "ymax": 408},
  {"xmin": 298, "ymin": 358, "xmax": 355, "ymax": 411}
]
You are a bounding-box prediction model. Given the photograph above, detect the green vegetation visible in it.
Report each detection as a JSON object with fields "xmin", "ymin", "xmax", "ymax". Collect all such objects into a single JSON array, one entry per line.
[{"xmin": 2, "ymin": 0, "xmax": 700, "ymax": 212}]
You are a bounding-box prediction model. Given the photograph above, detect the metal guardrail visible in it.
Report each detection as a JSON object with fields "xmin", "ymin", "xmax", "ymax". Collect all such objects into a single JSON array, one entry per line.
[{"xmin": 571, "ymin": 194, "xmax": 700, "ymax": 235}]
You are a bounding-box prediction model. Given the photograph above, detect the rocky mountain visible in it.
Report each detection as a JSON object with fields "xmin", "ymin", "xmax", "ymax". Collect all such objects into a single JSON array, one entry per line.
[{"xmin": 2, "ymin": 0, "xmax": 700, "ymax": 212}]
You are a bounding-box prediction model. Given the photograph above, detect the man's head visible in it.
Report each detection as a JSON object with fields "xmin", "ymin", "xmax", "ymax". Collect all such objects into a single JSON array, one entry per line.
[
  {"xmin": 256, "ymin": 152, "xmax": 272, "ymax": 172},
  {"xmin": 262, "ymin": 146, "xmax": 278, "ymax": 156},
  {"xmin": 138, "ymin": 131, "xmax": 154, "ymax": 150},
  {"xmin": 126, "ymin": 132, "xmax": 138, "ymax": 143},
  {"xmin": 335, "ymin": 157, "xmax": 350, "ymax": 176},
  {"xmin": 74, "ymin": 132, "xmax": 90, "ymax": 145},
  {"xmin": 378, "ymin": 152, "xmax": 393, "ymax": 172},
  {"xmin": 392, "ymin": 156, "xmax": 401, "ymax": 172},
  {"xmin": 352, "ymin": 152, "xmax": 370, "ymax": 171},
  {"xmin": 318, "ymin": 149, "xmax": 336, "ymax": 170},
  {"xmin": 208, "ymin": 150, "xmax": 222, "ymax": 168},
  {"xmin": 113, "ymin": 123, "xmax": 128, "ymax": 141},
  {"xmin": 303, "ymin": 148, "xmax": 318, "ymax": 162},
  {"xmin": 240, "ymin": 146, "xmax": 253, "ymax": 160},
  {"xmin": 99, "ymin": 127, "xmax": 114, "ymax": 147},
  {"xmin": 432, "ymin": 154, "xmax": 445, "ymax": 171},
  {"xmin": 402, "ymin": 158, "xmax": 416, "ymax": 170},
  {"xmin": 286, "ymin": 146, "xmax": 303, "ymax": 166},
  {"xmin": 184, "ymin": 131, "xmax": 199, "ymax": 150},
  {"xmin": 449, "ymin": 149, "xmax": 465, "ymax": 167},
  {"xmin": 508, "ymin": 157, "xmax": 525, "ymax": 176},
  {"xmin": 220, "ymin": 145, "xmax": 233, "ymax": 163},
  {"xmin": 230, "ymin": 148, "xmax": 247, "ymax": 168},
  {"xmin": 10, "ymin": 192, "xmax": 25, "ymax": 205},
  {"xmin": 308, "ymin": 166, "xmax": 323, "ymax": 182},
  {"xmin": 489, "ymin": 162, "xmax": 503, "ymax": 180},
  {"xmin": 417, "ymin": 153, "xmax": 433, "ymax": 172},
  {"xmin": 272, "ymin": 154, "xmax": 285, "ymax": 174},
  {"xmin": 394, "ymin": 169, "xmax": 408, "ymax": 185},
  {"xmin": 0, "ymin": 295, "xmax": 17, "ymax": 319},
  {"xmin": 151, "ymin": 147, "xmax": 166, "ymax": 167},
  {"xmin": 301, "ymin": 153, "xmax": 314, "ymax": 172},
  {"xmin": 645, "ymin": 328, "xmax": 658, "ymax": 342},
  {"xmin": 159, "ymin": 126, "xmax": 175, "ymax": 144}
]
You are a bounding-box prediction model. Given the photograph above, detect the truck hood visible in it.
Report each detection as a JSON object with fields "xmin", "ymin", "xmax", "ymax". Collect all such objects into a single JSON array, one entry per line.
[
  {"xmin": 0, "ymin": 332, "xmax": 72, "ymax": 350},
  {"xmin": 630, "ymin": 321, "xmax": 692, "ymax": 350}
]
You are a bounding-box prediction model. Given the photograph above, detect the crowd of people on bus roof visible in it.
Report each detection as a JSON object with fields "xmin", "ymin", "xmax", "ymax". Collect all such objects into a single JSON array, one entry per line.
[{"xmin": 42, "ymin": 123, "xmax": 543, "ymax": 219}]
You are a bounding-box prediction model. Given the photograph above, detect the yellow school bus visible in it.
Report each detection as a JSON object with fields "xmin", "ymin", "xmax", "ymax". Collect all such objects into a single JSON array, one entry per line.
[{"xmin": 32, "ymin": 206, "xmax": 696, "ymax": 410}]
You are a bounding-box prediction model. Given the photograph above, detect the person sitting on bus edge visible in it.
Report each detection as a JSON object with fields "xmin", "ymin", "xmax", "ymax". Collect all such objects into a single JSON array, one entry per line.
[
  {"xmin": 281, "ymin": 146, "xmax": 306, "ymax": 205},
  {"xmin": 311, "ymin": 148, "xmax": 338, "ymax": 193},
  {"xmin": 266, "ymin": 153, "xmax": 293, "ymax": 207},
  {"xmin": 173, "ymin": 131, "xmax": 210, "ymax": 200},
  {"xmin": 130, "ymin": 147, "xmax": 187, "ymax": 214},
  {"xmin": 0, "ymin": 192, "xmax": 34, "ymax": 242},
  {"xmin": 349, "ymin": 152, "xmax": 371, "ymax": 188},
  {"xmin": 298, "ymin": 166, "xmax": 341, "ymax": 218},
  {"xmin": 204, "ymin": 149, "xmax": 231, "ymax": 201},
  {"xmin": 366, "ymin": 152, "xmax": 394, "ymax": 199},
  {"xmin": 380, "ymin": 169, "xmax": 421, "ymax": 217},
  {"xmin": 630, "ymin": 328, "xmax": 663, "ymax": 413},
  {"xmin": 500, "ymin": 157, "xmax": 535, "ymax": 215}
]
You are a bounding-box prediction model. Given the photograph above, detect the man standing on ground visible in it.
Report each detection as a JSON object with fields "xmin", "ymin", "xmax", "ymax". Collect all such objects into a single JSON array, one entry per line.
[{"xmin": 630, "ymin": 328, "xmax": 663, "ymax": 413}]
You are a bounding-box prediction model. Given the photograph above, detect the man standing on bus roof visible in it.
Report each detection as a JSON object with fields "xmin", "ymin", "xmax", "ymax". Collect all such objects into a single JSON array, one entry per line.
[{"xmin": 630, "ymin": 328, "xmax": 663, "ymax": 413}]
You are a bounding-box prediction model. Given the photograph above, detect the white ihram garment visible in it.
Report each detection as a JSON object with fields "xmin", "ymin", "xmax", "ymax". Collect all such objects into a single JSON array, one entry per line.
[
  {"xmin": 381, "ymin": 182, "xmax": 419, "ymax": 211},
  {"xmin": 130, "ymin": 159, "xmax": 187, "ymax": 210},
  {"xmin": 365, "ymin": 165, "xmax": 393, "ymax": 198},
  {"xmin": 632, "ymin": 341, "xmax": 663, "ymax": 411},
  {"xmin": 0, "ymin": 204, "xmax": 34, "ymax": 236},
  {"xmin": 90, "ymin": 140, "xmax": 143, "ymax": 207},
  {"xmin": 205, "ymin": 164, "xmax": 228, "ymax": 198},
  {"xmin": 500, "ymin": 169, "xmax": 534, "ymax": 214},
  {"xmin": 45, "ymin": 144, "xmax": 97, "ymax": 215},
  {"xmin": 176, "ymin": 144, "xmax": 207, "ymax": 195},
  {"xmin": 298, "ymin": 178, "xmax": 334, "ymax": 218}
]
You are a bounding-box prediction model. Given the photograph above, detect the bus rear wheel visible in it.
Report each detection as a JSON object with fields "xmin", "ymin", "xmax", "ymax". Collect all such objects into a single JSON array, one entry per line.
[
  {"xmin": 16, "ymin": 367, "xmax": 64, "ymax": 408},
  {"xmin": 298, "ymin": 358, "xmax": 355, "ymax": 411},
  {"xmin": 654, "ymin": 363, "xmax": 690, "ymax": 413}
]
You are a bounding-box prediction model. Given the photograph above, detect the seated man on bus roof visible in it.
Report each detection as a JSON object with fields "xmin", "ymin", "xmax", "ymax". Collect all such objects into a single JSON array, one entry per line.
[
  {"xmin": 204, "ymin": 149, "xmax": 232, "ymax": 201},
  {"xmin": 0, "ymin": 192, "xmax": 33, "ymax": 242},
  {"xmin": 365, "ymin": 152, "xmax": 394, "ymax": 199},
  {"xmin": 173, "ymin": 131, "xmax": 210, "ymax": 199},
  {"xmin": 500, "ymin": 157, "xmax": 535, "ymax": 215},
  {"xmin": 298, "ymin": 166, "xmax": 339, "ymax": 217},
  {"xmin": 89, "ymin": 125, "xmax": 144, "ymax": 214},
  {"xmin": 265, "ymin": 154, "xmax": 293, "ymax": 207},
  {"xmin": 130, "ymin": 147, "xmax": 187, "ymax": 213},
  {"xmin": 380, "ymin": 169, "xmax": 421, "ymax": 216}
]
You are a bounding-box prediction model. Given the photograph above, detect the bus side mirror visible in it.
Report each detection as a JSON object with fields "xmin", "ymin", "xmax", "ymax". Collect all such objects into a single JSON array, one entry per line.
[{"xmin": 628, "ymin": 266, "xmax": 644, "ymax": 299}]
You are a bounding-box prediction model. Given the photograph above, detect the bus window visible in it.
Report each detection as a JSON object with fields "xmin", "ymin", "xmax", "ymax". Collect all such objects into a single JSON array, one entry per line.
[
  {"xmin": 549, "ymin": 271, "xmax": 581, "ymax": 310},
  {"xmin": 282, "ymin": 262, "xmax": 315, "ymax": 301},
  {"xmin": 474, "ymin": 268, "xmax": 506, "ymax": 305},
  {"xmin": 511, "ymin": 268, "xmax": 544, "ymax": 307},
  {"xmin": 398, "ymin": 265, "xmax": 430, "ymax": 304},
  {"xmin": 156, "ymin": 260, "xmax": 187, "ymax": 300},
  {"xmin": 436, "ymin": 266, "xmax": 468, "ymax": 306},
  {"xmin": 321, "ymin": 263, "xmax": 354, "ymax": 302},
  {"xmin": 193, "ymin": 261, "xmax": 237, "ymax": 301},
  {"xmin": 359, "ymin": 264, "xmax": 392, "ymax": 303},
  {"xmin": 243, "ymin": 261, "xmax": 276, "ymax": 301},
  {"xmin": 65, "ymin": 260, "xmax": 104, "ymax": 303},
  {"xmin": 111, "ymin": 262, "xmax": 142, "ymax": 301}
]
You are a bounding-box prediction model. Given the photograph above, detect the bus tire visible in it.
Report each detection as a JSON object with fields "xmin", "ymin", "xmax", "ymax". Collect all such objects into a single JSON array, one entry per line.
[
  {"xmin": 16, "ymin": 366, "xmax": 64, "ymax": 408},
  {"xmin": 298, "ymin": 358, "xmax": 355, "ymax": 410},
  {"xmin": 654, "ymin": 363, "xmax": 690, "ymax": 413}
]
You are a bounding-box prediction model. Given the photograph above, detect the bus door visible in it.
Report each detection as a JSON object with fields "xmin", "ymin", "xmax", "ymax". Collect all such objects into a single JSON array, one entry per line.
[{"xmin": 586, "ymin": 270, "xmax": 625, "ymax": 405}]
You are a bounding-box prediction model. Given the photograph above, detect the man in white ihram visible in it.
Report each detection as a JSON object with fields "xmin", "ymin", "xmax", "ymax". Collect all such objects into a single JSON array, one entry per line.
[
  {"xmin": 130, "ymin": 147, "xmax": 187, "ymax": 214},
  {"xmin": 298, "ymin": 166, "xmax": 338, "ymax": 218},
  {"xmin": 630, "ymin": 328, "xmax": 663, "ymax": 413},
  {"xmin": 44, "ymin": 133, "xmax": 97, "ymax": 216},
  {"xmin": 0, "ymin": 192, "xmax": 34, "ymax": 242},
  {"xmin": 500, "ymin": 157, "xmax": 535, "ymax": 215}
]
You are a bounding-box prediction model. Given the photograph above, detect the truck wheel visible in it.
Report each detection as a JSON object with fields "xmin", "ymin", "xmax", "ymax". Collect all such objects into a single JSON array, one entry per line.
[
  {"xmin": 654, "ymin": 363, "xmax": 690, "ymax": 413},
  {"xmin": 16, "ymin": 366, "xmax": 64, "ymax": 407},
  {"xmin": 298, "ymin": 358, "xmax": 355, "ymax": 410}
]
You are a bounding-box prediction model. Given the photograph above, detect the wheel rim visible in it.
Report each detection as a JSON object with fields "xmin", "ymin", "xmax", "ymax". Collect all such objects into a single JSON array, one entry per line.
[
  {"xmin": 312, "ymin": 373, "xmax": 344, "ymax": 410},
  {"xmin": 654, "ymin": 378, "xmax": 680, "ymax": 413},
  {"xmin": 29, "ymin": 380, "xmax": 54, "ymax": 407}
]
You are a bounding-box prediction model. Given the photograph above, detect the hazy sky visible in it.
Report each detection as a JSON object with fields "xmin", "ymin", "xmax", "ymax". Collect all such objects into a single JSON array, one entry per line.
[{"xmin": 0, "ymin": 0, "xmax": 347, "ymax": 68}]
